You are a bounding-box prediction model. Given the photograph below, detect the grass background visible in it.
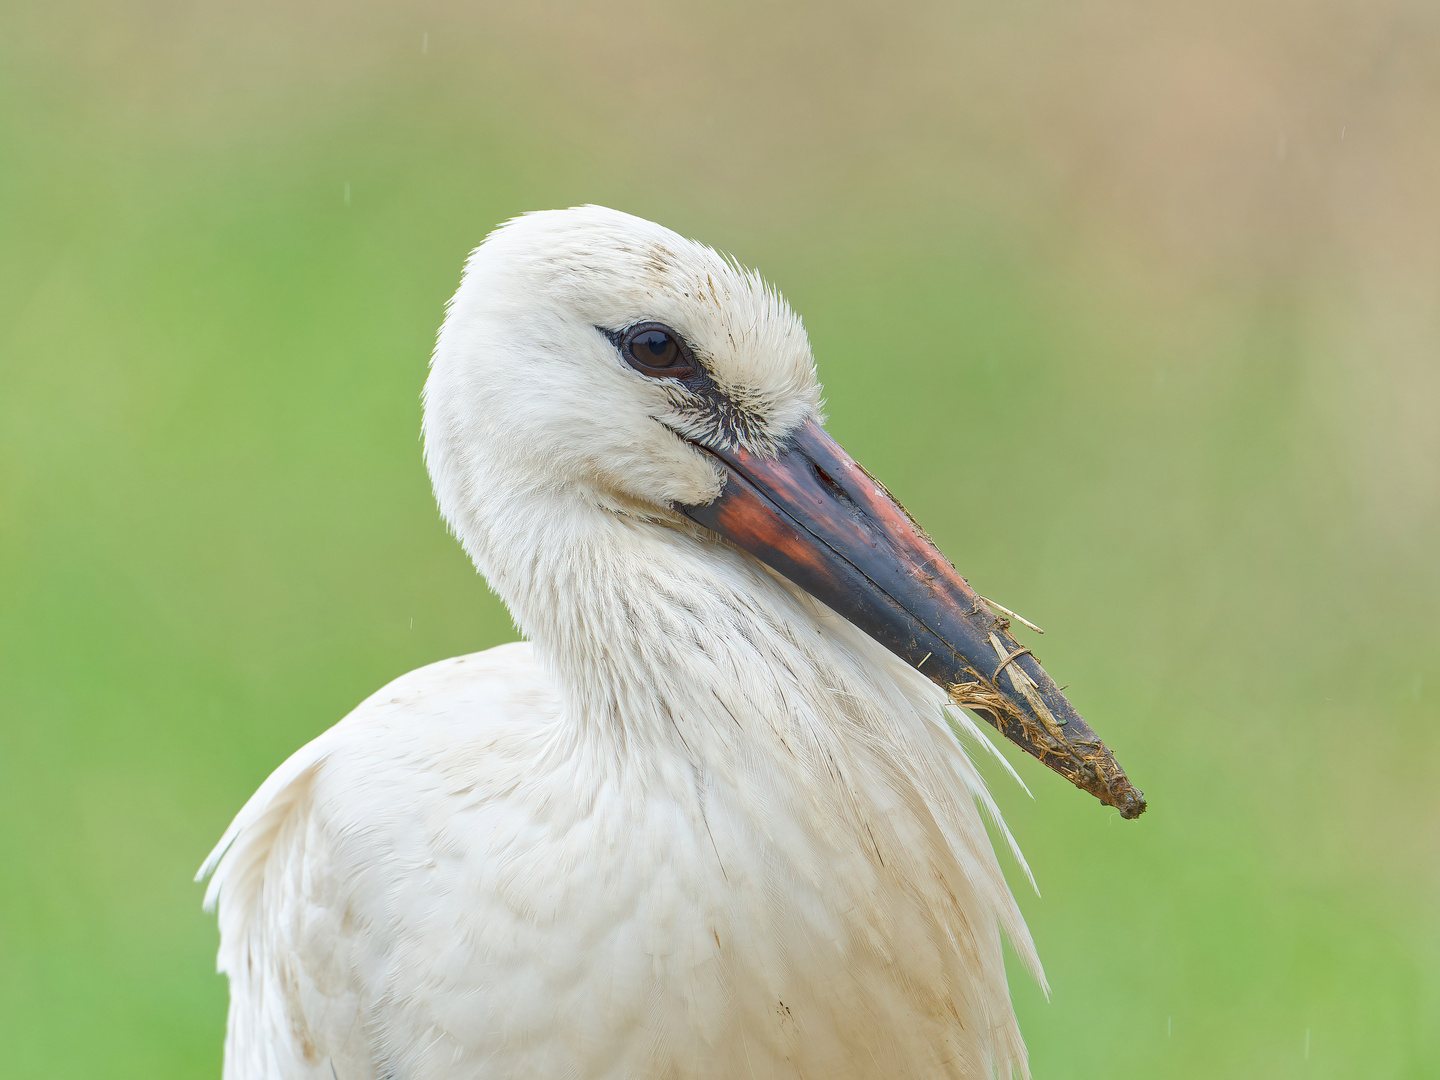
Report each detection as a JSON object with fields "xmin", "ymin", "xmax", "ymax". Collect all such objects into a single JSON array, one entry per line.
[{"xmin": 2, "ymin": 1, "xmax": 1437, "ymax": 1075}]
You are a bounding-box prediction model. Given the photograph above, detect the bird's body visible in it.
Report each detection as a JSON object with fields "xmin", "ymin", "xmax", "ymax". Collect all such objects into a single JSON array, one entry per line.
[
  {"xmin": 203, "ymin": 206, "xmax": 1140, "ymax": 1079},
  {"xmin": 206, "ymin": 615, "xmax": 1032, "ymax": 1079}
]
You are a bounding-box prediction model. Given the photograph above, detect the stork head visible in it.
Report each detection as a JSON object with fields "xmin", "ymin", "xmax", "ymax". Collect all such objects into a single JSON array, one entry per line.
[
  {"xmin": 424, "ymin": 206, "xmax": 819, "ymax": 523},
  {"xmin": 424, "ymin": 205, "xmax": 1145, "ymax": 818}
]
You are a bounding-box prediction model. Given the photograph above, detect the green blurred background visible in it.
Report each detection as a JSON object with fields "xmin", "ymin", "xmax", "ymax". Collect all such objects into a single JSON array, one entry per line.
[{"xmin": 2, "ymin": 0, "xmax": 1437, "ymax": 1076}]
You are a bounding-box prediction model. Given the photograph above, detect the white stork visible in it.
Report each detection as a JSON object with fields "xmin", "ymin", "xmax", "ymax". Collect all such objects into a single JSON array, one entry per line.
[{"xmin": 199, "ymin": 206, "xmax": 1143, "ymax": 1080}]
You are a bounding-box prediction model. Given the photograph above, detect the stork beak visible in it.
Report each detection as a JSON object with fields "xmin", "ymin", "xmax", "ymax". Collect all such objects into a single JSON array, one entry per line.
[{"xmin": 678, "ymin": 418, "xmax": 1146, "ymax": 818}]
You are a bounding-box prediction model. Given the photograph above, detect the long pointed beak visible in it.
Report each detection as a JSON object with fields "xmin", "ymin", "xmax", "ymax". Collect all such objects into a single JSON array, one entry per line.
[{"xmin": 678, "ymin": 418, "xmax": 1146, "ymax": 819}]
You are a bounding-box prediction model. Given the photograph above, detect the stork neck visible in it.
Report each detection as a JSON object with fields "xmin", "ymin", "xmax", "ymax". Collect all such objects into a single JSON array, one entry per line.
[{"xmin": 490, "ymin": 498, "xmax": 838, "ymax": 755}]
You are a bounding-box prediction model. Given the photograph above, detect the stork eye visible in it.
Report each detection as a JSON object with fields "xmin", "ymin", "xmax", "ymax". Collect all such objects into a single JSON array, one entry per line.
[
  {"xmin": 618, "ymin": 323, "xmax": 697, "ymax": 379},
  {"xmin": 632, "ymin": 330, "xmax": 678, "ymax": 366}
]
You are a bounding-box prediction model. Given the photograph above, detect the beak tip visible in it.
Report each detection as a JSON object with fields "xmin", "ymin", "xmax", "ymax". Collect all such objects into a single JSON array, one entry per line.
[
  {"xmin": 1111, "ymin": 784, "xmax": 1147, "ymax": 819},
  {"xmin": 1091, "ymin": 758, "xmax": 1146, "ymax": 818},
  {"xmin": 1079, "ymin": 745, "xmax": 1146, "ymax": 819}
]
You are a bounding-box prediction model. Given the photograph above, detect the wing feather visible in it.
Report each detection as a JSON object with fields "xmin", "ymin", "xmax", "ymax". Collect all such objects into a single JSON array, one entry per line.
[{"xmin": 198, "ymin": 644, "xmax": 545, "ymax": 1080}]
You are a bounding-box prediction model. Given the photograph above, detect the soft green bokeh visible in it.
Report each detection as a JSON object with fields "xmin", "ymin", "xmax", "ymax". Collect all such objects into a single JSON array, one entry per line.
[{"xmin": 3, "ymin": 2, "xmax": 1437, "ymax": 1077}]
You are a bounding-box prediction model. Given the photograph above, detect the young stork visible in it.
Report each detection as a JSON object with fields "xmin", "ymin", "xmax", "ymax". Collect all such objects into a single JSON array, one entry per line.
[{"xmin": 200, "ymin": 206, "xmax": 1143, "ymax": 1080}]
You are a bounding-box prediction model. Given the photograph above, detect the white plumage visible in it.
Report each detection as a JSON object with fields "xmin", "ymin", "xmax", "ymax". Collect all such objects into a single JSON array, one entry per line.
[{"xmin": 200, "ymin": 206, "xmax": 1047, "ymax": 1080}]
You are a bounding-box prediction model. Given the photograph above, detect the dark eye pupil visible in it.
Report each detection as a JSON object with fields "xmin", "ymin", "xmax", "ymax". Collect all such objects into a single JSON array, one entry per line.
[
  {"xmin": 611, "ymin": 322, "xmax": 695, "ymax": 379},
  {"xmin": 631, "ymin": 330, "xmax": 678, "ymax": 367}
]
